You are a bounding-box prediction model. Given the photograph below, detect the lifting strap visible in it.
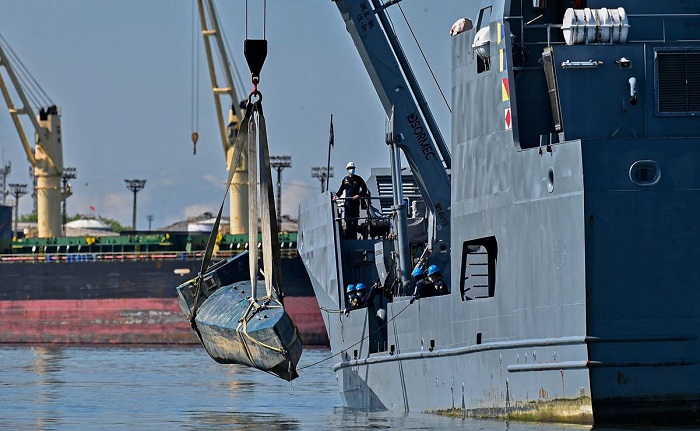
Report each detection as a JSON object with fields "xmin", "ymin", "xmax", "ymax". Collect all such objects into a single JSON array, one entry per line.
[{"xmin": 189, "ymin": 102, "xmax": 253, "ymax": 325}]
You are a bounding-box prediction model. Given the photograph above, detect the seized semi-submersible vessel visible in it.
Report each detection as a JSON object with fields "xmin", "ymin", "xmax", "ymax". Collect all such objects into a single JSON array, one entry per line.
[{"xmin": 298, "ymin": 0, "xmax": 700, "ymax": 424}]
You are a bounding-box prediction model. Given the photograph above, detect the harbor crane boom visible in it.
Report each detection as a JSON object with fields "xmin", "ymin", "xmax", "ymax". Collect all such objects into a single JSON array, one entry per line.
[
  {"xmin": 0, "ymin": 37, "xmax": 65, "ymax": 238},
  {"xmin": 196, "ymin": 0, "xmax": 249, "ymax": 235}
]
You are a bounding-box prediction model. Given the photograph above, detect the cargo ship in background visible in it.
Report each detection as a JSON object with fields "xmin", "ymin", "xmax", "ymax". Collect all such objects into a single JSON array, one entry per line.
[
  {"xmin": 0, "ymin": 206, "xmax": 327, "ymax": 346},
  {"xmin": 0, "ymin": 0, "xmax": 330, "ymax": 346}
]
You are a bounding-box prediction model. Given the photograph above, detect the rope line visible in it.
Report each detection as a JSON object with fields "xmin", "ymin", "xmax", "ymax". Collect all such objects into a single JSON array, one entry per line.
[
  {"xmin": 239, "ymin": 296, "xmax": 286, "ymax": 354},
  {"xmin": 283, "ymin": 295, "xmax": 344, "ymax": 314},
  {"xmin": 395, "ymin": 2, "xmax": 451, "ymax": 113},
  {"xmin": 297, "ymin": 300, "xmax": 413, "ymax": 371}
]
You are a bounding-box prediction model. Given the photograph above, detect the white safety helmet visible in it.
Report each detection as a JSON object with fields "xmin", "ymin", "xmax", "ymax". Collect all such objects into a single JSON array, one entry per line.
[{"xmin": 346, "ymin": 161, "xmax": 356, "ymax": 169}]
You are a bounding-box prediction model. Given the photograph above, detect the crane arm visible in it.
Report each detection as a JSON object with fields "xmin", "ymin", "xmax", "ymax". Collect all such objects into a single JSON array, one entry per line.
[
  {"xmin": 197, "ymin": 0, "xmax": 245, "ymax": 159},
  {"xmin": 0, "ymin": 41, "xmax": 39, "ymax": 167},
  {"xmin": 334, "ymin": 0, "xmax": 452, "ymax": 245},
  {"xmin": 0, "ymin": 36, "xmax": 65, "ymax": 238},
  {"xmin": 196, "ymin": 0, "xmax": 250, "ymax": 236}
]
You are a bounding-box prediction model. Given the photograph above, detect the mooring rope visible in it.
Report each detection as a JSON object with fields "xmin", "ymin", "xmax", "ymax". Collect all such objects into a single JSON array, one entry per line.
[{"xmin": 297, "ymin": 300, "xmax": 413, "ymax": 371}]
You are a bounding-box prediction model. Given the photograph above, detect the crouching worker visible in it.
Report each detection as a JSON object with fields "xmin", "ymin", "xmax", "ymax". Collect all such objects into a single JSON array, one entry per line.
[
  {"xmin": 344, "ymin": 283, "xmax": 369, "ymax": 315},
  {"xmin": 344, "ymin": 284, "xmax": 357, "ymax": 315},
  {"xmin": 427, "ymin": 265, "xmax": 447, "ymax": 294},
  {"xmin": 410, "ymin": 264, "xmax": 447, "ymax": 304}
]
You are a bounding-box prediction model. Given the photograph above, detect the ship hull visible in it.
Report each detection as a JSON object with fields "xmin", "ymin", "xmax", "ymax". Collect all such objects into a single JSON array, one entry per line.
[
  {"xmin": 0, "ymin": 256, "xmax": 327, "ymax": 345},
  {"xmin": 299, "ymin": 179, "xmax": 699, "ymax": 424}
]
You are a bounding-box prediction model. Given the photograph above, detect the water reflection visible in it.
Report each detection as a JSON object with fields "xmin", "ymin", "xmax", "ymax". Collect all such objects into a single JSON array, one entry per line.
[
  {"xmin": 0, "ymin": 346, "xmax": 698, "ymax": 430},
  {"xmin": 187, "ymin": 411, "xmax": 301, "ymax": 430},
  {"xmin": 29, "ymin": 345, "xmax": 66, "ymax": 430}
]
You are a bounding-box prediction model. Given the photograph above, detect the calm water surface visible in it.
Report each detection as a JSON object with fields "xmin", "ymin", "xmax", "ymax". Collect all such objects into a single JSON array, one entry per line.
[{"xmin": 0, "ymin": 345, "xmax": 697, "ymax": 430}]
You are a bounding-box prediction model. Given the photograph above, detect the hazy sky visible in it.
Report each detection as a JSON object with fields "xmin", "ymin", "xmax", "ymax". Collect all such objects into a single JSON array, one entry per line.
[{"xmin": 0, "ymin": 0, "xmax": 464, "ymax": 229}]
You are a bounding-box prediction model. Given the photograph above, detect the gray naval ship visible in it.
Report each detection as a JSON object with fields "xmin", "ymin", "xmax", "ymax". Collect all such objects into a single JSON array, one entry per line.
[{"xmin": 299, "ymin": 0, "xmax": 700, "ymax": 424}]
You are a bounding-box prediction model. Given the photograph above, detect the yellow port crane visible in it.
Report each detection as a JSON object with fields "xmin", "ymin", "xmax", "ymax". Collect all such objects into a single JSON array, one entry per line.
[
  {"xmin": 196, "ymin": 0, "xmax": 249, "ymax": 235},
  {"xmin": 0, "ymin": 35, "xmax": 67, "ymax": 238}
]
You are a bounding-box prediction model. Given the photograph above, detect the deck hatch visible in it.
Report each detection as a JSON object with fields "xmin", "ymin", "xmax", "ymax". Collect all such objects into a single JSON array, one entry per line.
[{"xmin": 657, "ymin": 50, "xmax": 700, "ymax": 114}]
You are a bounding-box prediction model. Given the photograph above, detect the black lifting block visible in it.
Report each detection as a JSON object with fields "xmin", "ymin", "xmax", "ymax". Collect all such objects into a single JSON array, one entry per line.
[{"xmin": 244, "ymin": 39, "xmax": 268, "ymax": 83}]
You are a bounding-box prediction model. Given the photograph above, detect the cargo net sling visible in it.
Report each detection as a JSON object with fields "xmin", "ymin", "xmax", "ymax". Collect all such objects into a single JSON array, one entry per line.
[{"xmin": 180, "ymin": 37, "xmax": 302, "ymax": 381}]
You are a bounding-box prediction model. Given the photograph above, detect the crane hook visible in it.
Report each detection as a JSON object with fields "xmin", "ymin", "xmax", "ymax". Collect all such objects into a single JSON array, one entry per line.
[{"xmin": 191, "ymin": 131, "xmax": 199, "ymax": 155}]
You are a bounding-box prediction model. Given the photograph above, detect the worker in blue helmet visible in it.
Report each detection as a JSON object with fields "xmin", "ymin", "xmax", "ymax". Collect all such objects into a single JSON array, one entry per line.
[
  {"xmin": 344, "ymin": 284, "xmax": 357, "ymax": 315},
  {"xmin": 346, "ymin": 284, "xmax": 356, "ymax": 304},
  {"xmin": 409, "ymin": 265, "xmax": 426, "ymax": 304},
  {"xmin": 426, "ymin": 265, "xmax": 447, "ymax": 295},
  {"xmin": 410, "ymin": 264, "xmax": 447, "ymax": 304},
  {"xmin": 411, "ymin": 266, "xmax": 425, "ymax": 279},
  {"xmin": 353, "ymin": 283, "xmax": 367, "ymax": 308}
]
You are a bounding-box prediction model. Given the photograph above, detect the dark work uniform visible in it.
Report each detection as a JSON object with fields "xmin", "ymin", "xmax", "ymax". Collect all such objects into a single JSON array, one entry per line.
[
  {"xmin": 335, "ymin": 174, "xmax": 369, "ymax": 240},
  {"xmin": 413, "ymin": 277, "xmax": 447, "ymax": 301}
]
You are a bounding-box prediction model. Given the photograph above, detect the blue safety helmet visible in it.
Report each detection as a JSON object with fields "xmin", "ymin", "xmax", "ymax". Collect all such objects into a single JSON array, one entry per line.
[
  {"xmin": 346, "ymin": 284, "xmax": 356, "ymax": 293},
  {"xmin": 427, "ymin": 265, "xmax": 440, "ymax": 276},
  {"xmin": 356, "ymin": 283, "xmax": 366, "ymax": 291},
  {"xmin": 411, "ymin": 266, "xmax": 424, "ymax": 278}
]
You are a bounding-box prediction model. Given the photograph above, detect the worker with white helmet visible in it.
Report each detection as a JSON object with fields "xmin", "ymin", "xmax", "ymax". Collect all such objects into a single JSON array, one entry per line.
[{"xmin": 333, "ymin": 161, "xmax": 369, "ymax": 240}]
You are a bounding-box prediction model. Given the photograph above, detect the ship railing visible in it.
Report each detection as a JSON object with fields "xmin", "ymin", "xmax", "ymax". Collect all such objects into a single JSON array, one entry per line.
[
  {"xmin": 0, "ymin": 248, "xmax": 300, "ymax": 264},
  {"xmin": 506, "ymin": 12, "xmax": 700, "ymax": 57},
  {"xmin": 333, "ymin": 195, "xmax": 424, "ymax": 216},
  {"xmin": 333, "ymin": 196, "xmax": 413, "ymax": 240}
]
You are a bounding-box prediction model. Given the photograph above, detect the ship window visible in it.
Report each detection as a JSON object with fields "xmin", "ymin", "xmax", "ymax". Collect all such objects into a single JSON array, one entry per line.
[
  {"xmin": 460, "ymin": 236, "xmax": 497, "ymax": 301},
  {"xmin": 656, "ymin": 50, "xmax": 700, "ymax": 114},
  {"xmin": 629, "ymin": 160, "xmax": 661, "ymax": 186}
]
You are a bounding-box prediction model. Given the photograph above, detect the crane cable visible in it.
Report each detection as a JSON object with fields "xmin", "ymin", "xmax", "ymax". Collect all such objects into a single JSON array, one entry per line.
[
  {"xmin": 0, "ymin": 32, "xmax": 54, "ymax": 111},
  {"xmin": 245, "ymin": 0, "xmax": 267, "ymax": 40},
  {"xmin": 383, "ymin": 1, "xmax": 451, "ymax": 113},
  {"xmin": 190, "ymin": 0, "xmax": 200, "ymax": 155},
  {"xmin": 244, "ymin": 0, "xmax": 267, "ymax": 98}
]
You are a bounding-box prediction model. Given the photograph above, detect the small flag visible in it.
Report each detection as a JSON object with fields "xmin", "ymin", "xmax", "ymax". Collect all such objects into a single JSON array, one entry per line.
[
  {"xmin": 501, "ymin": 77, "xmax": 510, "ymax": 102},
  {"xmin": 497, "ymin": 23, "xmax": 502, "ymax": 44},
  {"xmin": 504, "ymin": 108, "xmax": 512, "ymax": 130},
  {"xmin": 499, "ymin": 49, "xmax": 508, "ymax": 72},
  {"xmin": 89, "ymin": 205, "xmax": 95, "ymax": 212},
  {"xmin": 328, "ymin": 115, "xmax": 334, "ymax": 148}
]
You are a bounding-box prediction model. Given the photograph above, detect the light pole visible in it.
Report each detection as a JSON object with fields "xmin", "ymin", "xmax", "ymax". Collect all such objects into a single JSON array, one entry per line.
[
  {"xmin": 0, "ymin": 162, "xmax": 11, "ymax": 205},
  {"xmin": 311, "ymin": 167, "xmax": 334, "ymax": 193},
  {"xmin": 146, "ymin": 214, "xmax": 154, "ymax": 231},
  {"xmin": 61, "ymin": 167, "xmax": 77, "ymax": 234},
  {"xmin": 270, "ymin": 155, "xmax": 291, "ymax": 230},
  {"xmin": 124, "ymin": 179, "xmax": 146, "ymax": 231},
  {"xmin": 8, "ymin": 183, "xmax": 27, "ymax": 236}
]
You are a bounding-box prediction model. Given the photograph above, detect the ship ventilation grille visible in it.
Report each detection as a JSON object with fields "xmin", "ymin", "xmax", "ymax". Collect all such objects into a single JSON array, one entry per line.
[
  {"xmin": 373, "ymin": 174, "xmax": 420, "ymax": 216},
  {"xmin": 657, "ymin": 51, "xmax": 700, "ymax": 113}
]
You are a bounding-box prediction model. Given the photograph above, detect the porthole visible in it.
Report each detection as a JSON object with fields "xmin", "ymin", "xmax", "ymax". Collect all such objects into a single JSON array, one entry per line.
[
  {"xmin": 629, "ymin": 160, "xmax": 661, "ymax": 186},
  {"xmin": 547, "ymin": 167, "xmax": 555, "ymax": 193}
]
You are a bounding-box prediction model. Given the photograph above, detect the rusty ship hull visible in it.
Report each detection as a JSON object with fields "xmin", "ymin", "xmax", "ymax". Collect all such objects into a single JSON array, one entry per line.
[{"xmin": 0, "ymin": 254, "xmax": 327, "ymax": 345}]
